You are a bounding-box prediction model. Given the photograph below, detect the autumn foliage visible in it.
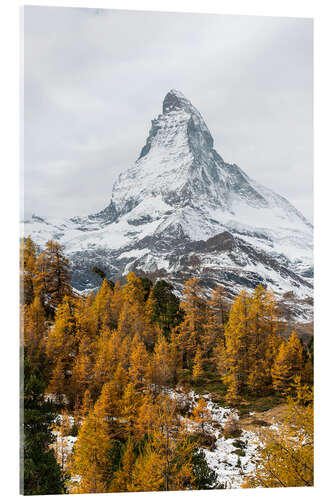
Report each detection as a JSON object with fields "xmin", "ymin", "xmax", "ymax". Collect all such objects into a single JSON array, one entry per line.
[{"xmin": 21, "ymin": 238, "xmax": 313, "ymax": 493}]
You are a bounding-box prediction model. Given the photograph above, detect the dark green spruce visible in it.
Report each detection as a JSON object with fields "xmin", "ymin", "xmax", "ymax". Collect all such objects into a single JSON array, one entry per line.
[{"xmin": 22, "ymin": 350, "xmax": 65, "ymax": 495}]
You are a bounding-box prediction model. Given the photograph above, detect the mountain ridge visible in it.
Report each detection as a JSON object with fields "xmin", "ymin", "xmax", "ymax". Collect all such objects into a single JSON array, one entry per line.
[{"xmin": 23, "ymin": 89, "xmax": 313, "ymax": 321}]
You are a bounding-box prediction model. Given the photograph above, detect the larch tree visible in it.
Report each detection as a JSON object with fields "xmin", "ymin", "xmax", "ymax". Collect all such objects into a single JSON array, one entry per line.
[
  {"xmin": 143, "ymin": 395, "xmax": 180, "ymax": 492},
  {"xmin": 117, "ymin": 300, "xmax": 144, "ymax": 341},
  {"xmin": 70, "ymin": 407, "xmax": 111, "ymax": 494},
  {"xmin": 191, "ymin": 397, "xmax": 211, "ymax": 435},
  {"xmin": 134, "ymin": 392, "xmax": 157, "ymax": 440},
  {"xmin": 132, "ymin": 398, "xmax": 208, "ymax": 492},
  {"xmin": 70, "ymin": 335, "xmax": 94, "ymax": 404},
  {"xmin": 23, "ymin": 296, "xmax": 46, "ymax": 371},
  {"xmin": 46, "ymin": 295, "xmax": 77, "ymax": 401},
  {"xmin": 79, "ymin": 389, "xmax": 93, "ymax": 422},
  {"xmin": 130, "ymin": 444, "xmax": 165, "ymax": 492},
  {"xmin": 257, "ymin": 331, "xmax": 284, "ymax": 394},
  {"xmin": 177, "ymin": 278, "xmax": 207, "ymax": 366},
  {"xmin": 21, "ymin": 236, "xmax": 37, "ymax": 306},
  {"xmin": 92, "ymin": 327, "xmax": 119, "ymax": 396},
  {"xmin": 73, "ymin": 294, "xmax": 95, "ymax": 343},
  {"xmin": 170, "ymin": 436, "xmax": 198, "ymax": 490},
  {"xmin": 243, "ymin": 380, "xmax": 313, "ymax": 488},
  {"xmin": 92, "ymin": 278, "xmax": 114, "ymax": 331},
  {"xmin": 151, "ymin": 335, "xmax": 177, "ymax": 390},
  {"xmin": 47, "ymin": 357, "xmax": 67, "ymax": 404},
  {"xmin": 120, "ymin": 382, "xmax": 141, "ymax": 438},
  {"xmin": 209, "ymin": 284, "xmax": 228, "ymax": 327},
  {"xmin": 93, "ymin": 378, "xmax": 124, "ymax": 439},
  {"xmin": 112, "ymin": 363, "xmax": 129, "ymax": 397},
  {"xmin": 46, "ymin": 295, "xmax": 77, "ymax": 361},
  {"xmin": 246, "ymin": 286, "xmax": 271, "ymax": 395},
  {"xmin": 110, "ymin": 438, "xmax": 137, "ymax": 492},
  {"xmin": 34, "ymin": 240, "xmax": 72, "ymax": 313},
  {"xmin": 214, "ymin": 286, "xmax": 283, "ymax": 400},
  {"xmin": 110, "ymin": 280, "xmax": 124, "ymax": 326},
  {"xmin": 181, "ymin": 278, "xmax": 207, "ymax": 332},
  {"xmin": 129, "ymin": 334, "xmax": 150, "ymax": 388},
  {"xmin": 122, "ymin": 272, "xmax": 145, "ymax": 305},
  {"xmin": 203, "ymin": 285, "xmax": 228, "ymax": 356},
  {"xmin": 215, "ymin": 290, "xmax": 250, "ymax": 404},
  {"xmin": 271, "ymin": 332, "xmax": 304, "ymax": 393},
  {"xmin": 192, "ymin": 345, "xmax": 204, "ymax": 381}
]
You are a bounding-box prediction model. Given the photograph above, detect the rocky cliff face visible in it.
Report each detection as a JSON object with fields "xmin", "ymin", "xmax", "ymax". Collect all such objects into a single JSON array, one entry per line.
[{"xmin": 24, "ymin": 90, "xmax": 313, "ymax": 320}]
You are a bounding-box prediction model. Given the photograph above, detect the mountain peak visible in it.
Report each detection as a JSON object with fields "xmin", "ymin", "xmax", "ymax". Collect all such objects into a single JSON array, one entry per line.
[
  {"xmin": 24, "ymin": 89, "xmax": 313, "ymax": 307},
  {"xmin": 163, "ymin": 89, "xmax": 191, "ymax": 114},
  {"xmin": 99, "ymin": 88, "xmax": 311, "ymax": 242}
]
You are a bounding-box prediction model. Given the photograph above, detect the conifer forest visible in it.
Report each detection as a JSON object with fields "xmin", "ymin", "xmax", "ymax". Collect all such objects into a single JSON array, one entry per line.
[{"xmin": 21, "ymin": 237, "xmax": 313, "ymax": 494}]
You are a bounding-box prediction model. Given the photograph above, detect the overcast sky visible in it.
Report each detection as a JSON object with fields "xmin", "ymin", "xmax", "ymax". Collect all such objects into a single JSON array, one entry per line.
[{"xmin": 23, "ymin": 6, "xmax": 313, "ymax": 221}]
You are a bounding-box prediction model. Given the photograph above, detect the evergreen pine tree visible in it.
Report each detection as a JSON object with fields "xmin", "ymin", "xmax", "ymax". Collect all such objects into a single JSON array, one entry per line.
[
  {"xmin": 148, "ymin": 280, "xmax": 183, "ymax": 337},
  {"xmin": 23, "ymin": 352, "xmax": 64, "ymax": 495}
]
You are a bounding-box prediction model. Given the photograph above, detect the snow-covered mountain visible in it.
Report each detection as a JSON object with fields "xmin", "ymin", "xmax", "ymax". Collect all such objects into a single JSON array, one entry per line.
[{"xmin": 24, "ymin": 89, "xmax": 313, "ymax": 319}]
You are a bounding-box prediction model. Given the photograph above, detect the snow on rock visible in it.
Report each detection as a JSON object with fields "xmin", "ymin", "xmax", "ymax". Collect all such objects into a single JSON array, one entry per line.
[
  {"xmin": 203, "ymin": 429, "xmax": 258, "ymax": 489},
  {"xmin": 199, "ymin": 396, "xmax": 259, "ymax": 489},
  {"xmin": 169, "ymin": 389, "xmax": 260, "ymax": 489},
  {"xmin": 51, "ymin": 414, "xmax": 77, "ymax": 468},
  {"xmin": 23, "ymin": 89, "xmax": 313, "ymax": 320}
]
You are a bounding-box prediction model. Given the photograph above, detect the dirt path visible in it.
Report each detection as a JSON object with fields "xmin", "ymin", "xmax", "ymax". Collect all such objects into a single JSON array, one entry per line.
[{"xmin": 239, "ymin": 404, "xmax": 289, "ymax": 433}]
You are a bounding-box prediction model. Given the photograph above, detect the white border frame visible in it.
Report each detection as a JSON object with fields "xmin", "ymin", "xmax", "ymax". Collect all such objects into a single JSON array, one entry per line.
[{"xmin": 1, "ymin": 1, "xmax": 332, "ymax": 499}]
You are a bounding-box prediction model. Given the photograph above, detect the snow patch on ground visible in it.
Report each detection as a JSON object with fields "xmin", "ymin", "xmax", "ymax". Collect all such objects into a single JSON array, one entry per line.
[
  {"xmin": 168, "ymin": 389, "xmax": 260, "ymax": 489},
  {"xmin": 200, "ymin": 396, "xmax": 259, "ymax": 489}
]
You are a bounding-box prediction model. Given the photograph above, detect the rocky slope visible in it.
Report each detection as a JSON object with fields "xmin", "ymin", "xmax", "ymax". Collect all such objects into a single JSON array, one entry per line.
[{"xmin": 23, "ymin": 89, "xmax": 313, "ymax": 320}]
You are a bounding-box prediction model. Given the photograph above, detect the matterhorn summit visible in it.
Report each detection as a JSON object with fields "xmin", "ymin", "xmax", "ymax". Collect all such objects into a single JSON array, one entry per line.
[{"xmin": 24, "ymin": 89, "xmax": 313, "ymax": 320}]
